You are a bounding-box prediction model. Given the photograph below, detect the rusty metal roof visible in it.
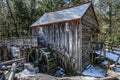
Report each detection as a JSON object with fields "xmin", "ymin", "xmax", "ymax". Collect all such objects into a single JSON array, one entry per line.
[{"xmin": 31, "ymin": 2, "xmax": 91, "ymax": 27}]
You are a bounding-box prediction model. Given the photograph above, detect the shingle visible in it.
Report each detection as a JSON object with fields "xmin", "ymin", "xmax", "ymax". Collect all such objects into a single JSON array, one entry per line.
[{"xmin": 31, "ymin": 3, "xmax": 91, "ymax": 27}]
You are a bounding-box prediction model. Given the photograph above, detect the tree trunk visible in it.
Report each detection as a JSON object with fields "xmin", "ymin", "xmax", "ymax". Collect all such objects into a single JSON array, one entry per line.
[{"xmin": 6, "ymin": 0, "xmax": 19, "ymax": 37}]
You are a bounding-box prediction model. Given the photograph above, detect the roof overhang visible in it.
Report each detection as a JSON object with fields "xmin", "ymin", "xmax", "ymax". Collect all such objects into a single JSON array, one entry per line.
[
  {"xmin": 31, "ymin": 2, "xmax": 92, "ymax": 28},
  {"xmin": 31, "ymin": 18, "xmax": 81, "ymax": 28}
]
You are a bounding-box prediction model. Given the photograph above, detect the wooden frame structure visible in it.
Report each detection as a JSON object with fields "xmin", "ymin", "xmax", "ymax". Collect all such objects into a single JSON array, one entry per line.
[
  {"xmin": 31, "ymin": 2, "xmax": 99, "ymax": 72},
  {"xmin": 0, "ymin": 37, "xmax": 38, "ymax": 47}
]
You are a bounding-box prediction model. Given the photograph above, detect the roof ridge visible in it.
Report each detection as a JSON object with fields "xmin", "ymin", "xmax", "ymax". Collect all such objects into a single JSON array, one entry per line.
[{"xmin": 47, "ymin": 1, "xmax": 92, "ymax": 13}]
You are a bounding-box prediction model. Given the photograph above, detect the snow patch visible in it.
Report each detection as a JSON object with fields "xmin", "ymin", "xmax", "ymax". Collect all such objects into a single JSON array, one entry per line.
[
  {"xmin": 114, "ymin": 67, "xmax": 120, "ymax": 72},
  {"xmin": 113, "ymin": 50, "xmax": 120, "ymax": 55},
  {"xmin": 82, "ymin": 65, "xmax": 106, "ymax": 78},
  {"xmin": 95, "ymin": 50, "xmax": 120, "ymax": 64},
  {"xmin": 102, "ymin": 61, "xmax": 108, "ymax": 66}
]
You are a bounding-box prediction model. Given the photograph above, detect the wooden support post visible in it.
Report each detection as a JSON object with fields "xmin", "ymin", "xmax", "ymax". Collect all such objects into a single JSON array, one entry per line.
[
  {"xmin": 3, "ymin": 47, "xmax": 8, "ymax": 61},
  {"xmin": 0, "ymin": 48, "xmax": 2, "ymax": 61},
  {"xmin": 107, "ymin": 61, "xmax": 111, "ymax": 72},
  {"xmin": 103, "ymin": 44, "xmax": 106, "ymax": 59},
  {"xmin": 100, "ymin": 45, "xmax": 102, "ymax": 57},
  {"xmin": 35, "ymin": 48, "xmax": 39, "ymax": 61},
  {"xmin": 78, "ymin": 20, "xmax": 82, "ymax": 72},
  {"xmin": 92, "ymin": 53, "xmax": 94, "ymax": 64}
]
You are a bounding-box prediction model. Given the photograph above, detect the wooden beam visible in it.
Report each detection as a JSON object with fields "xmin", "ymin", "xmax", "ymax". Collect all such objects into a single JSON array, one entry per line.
[{"xmin": 1, "ymin": 58, "xmax": 25, "ymax": 65}]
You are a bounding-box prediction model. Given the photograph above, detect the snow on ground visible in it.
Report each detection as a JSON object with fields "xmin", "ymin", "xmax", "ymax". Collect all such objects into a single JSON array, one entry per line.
[
  {"xmin": 118, "ymin": 59, "xmax": 120, "ymax": 64},
  {"xmin": 100, "ymin": 60, "xmax": 120, "ymax": 72},
  {"xmin": 102, "ymin": 60, "xmax": 108, "ymax": 66},
  {"xmin": 82, "ymin": 64, "xmax": 106, "ymax": 78},
  {"xmin": 95, "ymin": 50, "xmax": 120, "ymax": 73},
  {"xmin": 113, "ymin": 50, "xmax": 120, "ymax": 55},
  {"xmin": 95, "ymin": 50, "xmax": 120, "ymax": 64},
  {"xmin": 114, "ymin": 67, "xmax": 120, "ymax": 72}
]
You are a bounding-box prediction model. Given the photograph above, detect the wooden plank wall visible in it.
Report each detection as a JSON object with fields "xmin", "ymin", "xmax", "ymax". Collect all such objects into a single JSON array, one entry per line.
[
  {"xmin": 40, "ymin": 20, "xmax": 83, "ymax": 72},
  {"xmin": 34, "ymin": 6, "xmax": 99, "ymax": 72},
  {"xmin": 81, "ymin": 6, "xmax": 99, "ymax": 69}
]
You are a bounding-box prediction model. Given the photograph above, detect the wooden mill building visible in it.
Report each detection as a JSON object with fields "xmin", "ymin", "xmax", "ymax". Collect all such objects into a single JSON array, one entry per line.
[{"xmin": 31, "ymin": 2, "xmax": 99, "ymax": 72}]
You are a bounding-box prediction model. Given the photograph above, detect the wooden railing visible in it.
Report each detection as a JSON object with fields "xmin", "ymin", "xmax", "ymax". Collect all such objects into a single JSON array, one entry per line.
[
  {"xmin": 90, "ymin": 41, "xmax": 120, "ymax": 65},
  {"xmin": 0, "ymin": 36, "xmax": 38, "ymax": 47}
]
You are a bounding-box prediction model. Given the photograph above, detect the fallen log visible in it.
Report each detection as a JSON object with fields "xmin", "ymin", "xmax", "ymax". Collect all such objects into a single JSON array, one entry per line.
[
  {"xmin": 98, "ymin": 70, "xmax": 120, "ymax": 80},
  {"xmin": 0, "ymin": 58, "xmax": 25, "ymax": 65},
  {"xmin": 16, "ymin": 73, "xmax": 56, "ymax": 80},
  {"xmin": 107, "ymin": 70, "xmax": 120, "ymax": 76},
  {"xmin": 98, "ymin": 76, "xmax": 119, "ymax": 80},
  {"xmin": 8, "ymin": 63, "xmax": 17, "ymax": 80}
]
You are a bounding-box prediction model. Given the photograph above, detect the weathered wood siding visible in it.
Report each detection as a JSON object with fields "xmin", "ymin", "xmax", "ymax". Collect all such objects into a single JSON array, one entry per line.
[
  {"xmin": 81, "ymin": 6, "xmax": 99, "ymax": 69},
  {"xmin": 35, "ymin": 21, "xmax": 83, "ymax": 71},
  {"xmin": 32, "ymin": 6, "xmax": 99, "ymax": 72}
]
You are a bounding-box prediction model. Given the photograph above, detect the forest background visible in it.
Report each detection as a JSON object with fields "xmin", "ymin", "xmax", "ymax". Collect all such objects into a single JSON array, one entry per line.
[{"xmin": 0, "ymin": 0, "xmax": 120, "ymax": 46}]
